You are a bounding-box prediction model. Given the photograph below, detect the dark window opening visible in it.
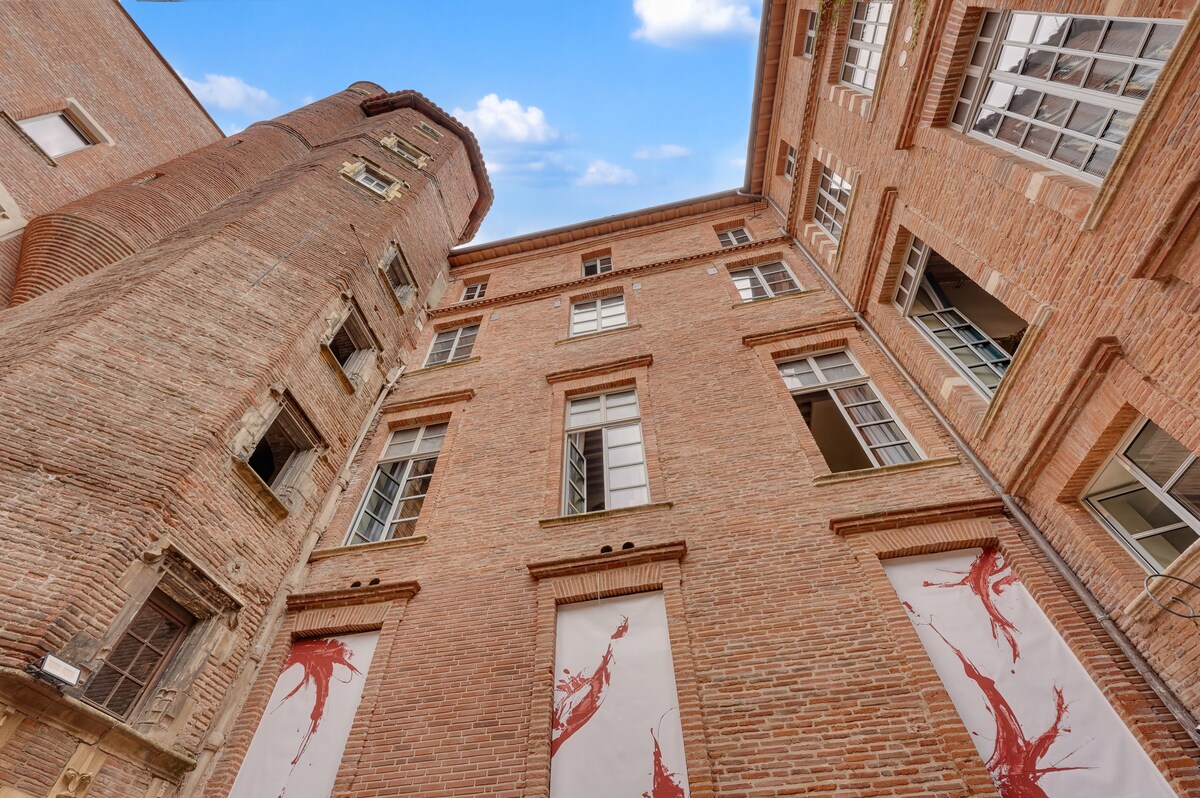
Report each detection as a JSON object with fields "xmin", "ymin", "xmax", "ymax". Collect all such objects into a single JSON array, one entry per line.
[
  {"xmin": 795, "ymin": 391, "xmax": 874, "ymax": 473},
  {"xmin": 249, "ymin": 412, "xmax": 308, "ymax": 488}
]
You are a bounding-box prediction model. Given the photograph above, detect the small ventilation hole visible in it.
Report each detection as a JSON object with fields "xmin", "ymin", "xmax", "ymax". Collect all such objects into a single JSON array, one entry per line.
[
  {"xmin": 350, "ymin": 581, "xmax": 362, "ymax": 588},
  {"xmin": 368, "ymin": 577, "xmax": 381, "ymax": 586},
  {"xmin": 600, "ymin": 545, "xmax": 613, "ymax": 553},
  {"xmin": 621, "ymin": 542, "xmax": 634, "ymax": 550}
]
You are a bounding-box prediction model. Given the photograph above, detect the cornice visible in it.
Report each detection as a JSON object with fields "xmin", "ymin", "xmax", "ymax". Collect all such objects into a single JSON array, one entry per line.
[
  {"xmin": 286, "ymin": 580, "xmax": 421, "ymax": 611},
  {"xmin": 829, "ymin": 497, "xmax": 1006, "ymax": 537},
  {"xmin": 546, "ymin": 354, "xmax": 653, "ymax": 385},
  {"xmin": 379, "ymin": 388, "xmax": 476, "ymax": 415},
  {"xmin": 741, "ymin": 317, "xmax": 859, "ymax": 348},
  {"xmin": 431, "ymin": 235, "xmax": 791, "ymax": 319},
  {"xmin": 526, "ymin": 541, "xmax": 688, "ymax": 581}
]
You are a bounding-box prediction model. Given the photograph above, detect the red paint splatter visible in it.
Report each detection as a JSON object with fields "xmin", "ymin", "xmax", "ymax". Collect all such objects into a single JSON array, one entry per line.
[
  {"xmin": 551, "ymin": 616, "xmax": 628, "ymax": 757},
  {"xmin": 925, "ymin": 547, "xmax": 1021, "ymax": 662},
  {"xmin": 641, "ymin": 728, "xmax": 687, "ymax": 798},
  {"xmin": 274, "ymin": 637, "xmax": 362, "ymax": 766},
  {"xmin": 931, "ymin": 623, "xmax": 1084, "ymax": 798}
]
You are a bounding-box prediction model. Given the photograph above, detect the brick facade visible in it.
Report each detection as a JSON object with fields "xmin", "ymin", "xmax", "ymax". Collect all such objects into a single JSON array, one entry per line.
[{"xmin": 0, "ymin": 0, "xmax": 1199, "ymax": 796}]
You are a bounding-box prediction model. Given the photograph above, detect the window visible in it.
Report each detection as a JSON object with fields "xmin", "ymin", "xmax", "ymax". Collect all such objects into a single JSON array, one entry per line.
[
  {"xmin": 571, "ymin": 295, "xmax": 627, "ymax": 336},
  {"xmin": 895, "ymin": 237, "xmax": 1027, "ymax": 396},
  {"xmin": 82, "ymin": 592, "xmax": 192, "ymax": 719},
  {"xmin": 425, "ymin": 324, "xmax": 479, "ymax": 366},
  {"xmin": 19, "ymin": 112, "xmax": 92, "ymax": 158},
  {"xmin": 381, "ymin": 248, "xmax": 416, "ymax": 306},
  {"xmin": 803, "ymin": 11, "xmax": 818, "ymax": 57},
  {"xmin": 385, "ymin": 134, "xmax": 431, "ymax": 168},
  {"xmin": 1085, "ymin": 419, "xmax": 1200, "ymax": 571},
  {"xmin": 326, "ymin": 307, "xmax": 376, "ymax": 382},
  {"xmin": 842, "ymin": 0, "xmax": 894, "ymax": 91},
  {"xmin": 950, "ymin": 11, "xmax": 1181, "ymax": 182},
  {"xmin": 780, "ymin": 351, "xmax": 921, "ymax": 472},
  {"xmin": 462, "ymin": 281, "xmax": 487, "ymax": 301},
  {"xmin": 347, "ymin": 423, "xmax": 447, "ymax": 544},
  {"xmin": 583, "ymin": 255, "xmax": 613, "ymax": 276},
  {"xmin": 247, "ymin": 402, "xmax": 318, "ymax": 493},
  {"xmin": 717, "ymin": 227, "xmax": 752, "ymax": 247},
  {"xmin": 416, "ymin": 121, "xmax": 443, "ymax": 141},
  {"xmin": 355, "ymin": 166, "xmax": 394, "ymax": 195},
  {"xmin": 783, "ymin": 145, "xmax": 798, "ymax": 179},
  {"xmin": 814, "ymin": 165, "xmax": 852, "ymax": 240},
  {"xmin": 730, "ymin": 261, "xmax": 803, "ymax": 302},
  {"xmin": 564, "ymin": 390, "xmax": 650, "ymax": 515}
]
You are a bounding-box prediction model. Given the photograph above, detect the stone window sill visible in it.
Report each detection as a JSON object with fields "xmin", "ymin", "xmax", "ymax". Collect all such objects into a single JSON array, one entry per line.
[
  {"xmin": 539, "ymin": 501, "xmax": 674, "ymax": 528},
  {"xmin": 0, "ymin": 667, "xmax": 195, "ymax": 781},
  {"xmin": 231, "ymin": 457, "xmax": 290, "ymax": 519},
  {"xmin": 309, "ymin": 534, "xmax": 429, "ymax": 561},
  {"xmin": 731, "ymin": 289, "xmax": 821, "ymax": 309},
  {"xmin": 811, "ymin": 455, "xmax": 960, "ymax": 486},
  {"xmin": 405, "ymin": 356, "xmax": 480, "ymax": 376},
  {"xmin": 555, "ymin": 324, "xmax": 642, "ymax": 346}
]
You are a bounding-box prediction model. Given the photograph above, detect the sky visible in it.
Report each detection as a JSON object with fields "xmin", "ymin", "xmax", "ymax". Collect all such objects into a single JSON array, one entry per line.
[{"xmin": 121, "ymin": 0, "xmax": 762, "ymax": 245}]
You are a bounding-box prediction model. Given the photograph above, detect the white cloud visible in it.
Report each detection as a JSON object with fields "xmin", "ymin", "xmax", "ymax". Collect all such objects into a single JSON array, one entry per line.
[
  {"xmin": 182, "ymin": 73, "xmax": 276, "ymax": 115},
  {"xmin": 576, "ymin": 160, "xmax": 637, "ymax": 187},
  {"xmin": 634, "ymin": 143, "xmax": 692, "ymax": 159},
  {"xmin": 452, "ymin": 94, "xmax": 559, "ymax": 144},
  {"xmin": 632, "ymin": 0, "xmax": 758, "ymax": 46}
]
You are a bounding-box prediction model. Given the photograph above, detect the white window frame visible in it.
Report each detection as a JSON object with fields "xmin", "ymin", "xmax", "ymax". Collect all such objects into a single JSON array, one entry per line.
[
  {"xmin": 462, "ymin": 281, "xmax": 487, "ymax": 301},
  {"xmin": 894, "ymin": 237, "xmax": 1013, "ymax": 397},
  {"xmin": 18, "ymin": 111, "xmax": 93, "ymax": 158},
  {"xmin": 717, "ymin": 227, "xmax": 752, "ymax": 247},
  {"xmin": 355, "ymin": 166, "xmax": 394, "ymax": 195},
  {"xmin": 345, "ymin": 423, "xmax": 447, "ymax": 545},
  {"xmin": 562, "ymin": 390, "xmax": 650, "ymax": 515},
  {"xmin": 841, "ymin": 0, "xmax": 894, "ymax": 92},
  {"xmin": 780, "ymin": 350, "xmax": 923, "ymax": 468},
  {"xmin": 1084, "ymin": 418, "xmax": 1200, "ymax": 573},
  {"xmin": 803, "ymin": 11, "xmax": 818, "ymax": 58},
  {"xmin": 783, "ymin": 145, "xmax": 798, "ymax": 180},
  {"xmin": 424, "ymin": 324, "xmax": 479, "ymax": 367},
  {"xmin": 729, "ymin": 261, "xmax": 803, "ymax": 302},
  {"xmin": 570, "ymin": 294, "xmax": 628, "ymax": 336},
  {"xmin": 582, "ymin": 256, "xmax": 613, "ymax": 276},
  {"xmin": 950, "ymin": 11, "xmax": 1182, "ymax": 183},
  {"xmin": 814, "ymin": 165, "xmax": 852, "ymax": 241}
]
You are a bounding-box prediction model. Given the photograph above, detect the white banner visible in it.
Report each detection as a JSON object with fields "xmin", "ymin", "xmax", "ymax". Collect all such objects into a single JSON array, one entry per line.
[
  {"xmin": 885, "ymin": 548, "xmax": 1175, "ymax": 798},
  {"xmin": 550, "ymin": 591, "xmax": 689, "ymax": 798},
  {"xmin": 230, "ymin": 631, "xmax": 379, "ymax": 798}
]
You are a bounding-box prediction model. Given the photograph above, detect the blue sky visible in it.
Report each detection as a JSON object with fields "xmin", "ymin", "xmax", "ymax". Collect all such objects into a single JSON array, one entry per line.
[{"xmin": 122, "ymin": 0, "xmax": 761, "ymax": 244}]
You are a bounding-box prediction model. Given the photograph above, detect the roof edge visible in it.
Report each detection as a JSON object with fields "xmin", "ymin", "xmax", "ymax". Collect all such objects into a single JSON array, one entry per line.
[
  {"xmin": 744, "ymin": 0, "xmax": 788, "ymax": 195},
  {"xmin": 111, "ymin": 0, "xmax": 224, "ymax": 140},
  {"xmin": 448, "ymin": 189, "xmax": 756, "ymax": 266},
  {"xmin": 360, "ymin": 89, "xmax": 494, "ymax": 244}
]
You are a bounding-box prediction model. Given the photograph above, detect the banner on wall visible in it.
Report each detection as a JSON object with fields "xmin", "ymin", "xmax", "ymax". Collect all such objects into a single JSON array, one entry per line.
[
  {"xmin": 550, "ymin": 591, "xmax": 690, "ymax": 798},
  {"xmin": 229, "ymin": 631, "xmax": 379, "ymax": 798},
  {"xmin": 884, "ymin": 548, "xmax": 1176, "ymax": 798}
]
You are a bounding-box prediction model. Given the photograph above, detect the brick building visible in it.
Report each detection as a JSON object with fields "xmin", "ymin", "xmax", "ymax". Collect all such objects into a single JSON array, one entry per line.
[{"xmin": 0, "ymin": 1, "xmax": 1198, "ymax": 796}]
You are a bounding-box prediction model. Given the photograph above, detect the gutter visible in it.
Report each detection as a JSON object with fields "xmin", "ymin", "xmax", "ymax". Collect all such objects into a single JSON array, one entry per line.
[{"xmin": 743, "ymin": 0, "xmax": 776, "ymax": 191}]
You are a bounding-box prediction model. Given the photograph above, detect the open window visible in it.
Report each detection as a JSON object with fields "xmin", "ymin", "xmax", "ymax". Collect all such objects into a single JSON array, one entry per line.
[
  {"xmin": 322, "ymin": 301, "xmax": 379, "ymax": 389},
  {"xmin": 949, "ymin": 11, "xmax": 1182, "ymax": 182},
  {"xmin": 563, "ymin": 390, "xmax": 649, "ymax": 515},
  {"xmin": 780, "ymin": 351, "xmax": 922, "ymax": 472},
  {"xmin": 1084, "ymin": 419, "xmax": 1200, "ymax": 572},
  {"xmin": 379, "ymin": 245, "xmax": 417, "ymax": 311},
  {"xmin": 346, "ymin": 423, "xmax": 446, "ymax": 544},
  {"xmin": 895, "ymin": 237, "xmax": 1028, "ymax": 397}
]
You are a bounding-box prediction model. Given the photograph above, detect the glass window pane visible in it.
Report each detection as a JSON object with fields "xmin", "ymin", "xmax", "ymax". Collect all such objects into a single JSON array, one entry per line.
[
  {"xmin": 1033, "ymin": 15, "xmax": 1068, "ymax": 47},
  {"xmin": 1063, "ymin": 17, "xmax": 1105, "ymax": 50},
  {"xmin": 815, "ymin": 352, "xmax": 860, "ymax": 380},
  {"xmin": 608, "ymin": 486, "xmax": 649, "ymax": 509},
  {"xmin": 1143, "ymin": 24, "xmax": 1180, "ymax": 60},
  {"xmin": 875, "ymin": 443, "xmax": 920, "ymax": 465},
  {"xmin": 608, "ymin": 464, "xmax": 648, "ymax": 489},
  {"xmin": 1139, "ymin": 527, "xmax": 1199, "ymax": 571},
  {"xmin": 1098, "ymin": 487, "xmax": 1185, "ymax": 535},
  {"xmin": 1123, "ymin": 64, "xmax": 1160, "ymax": 100},
  {"xmin": 1125, "ymin": 421, "xmax": 1191, "ymax": 485},
  {"xmin": 19, "ymin": 114, "xmax": 90, "ymax": 157},
  {"xmin": 859, "ymin": 421, "xmax": 906, "ymax": 446},
  {"xmin": 1168, "ymin": 460, "xmax": 1200, "ymax": 518},
  {"xmin": 605, "ymin": 423, "xmax": 643, "ymax": 447}
]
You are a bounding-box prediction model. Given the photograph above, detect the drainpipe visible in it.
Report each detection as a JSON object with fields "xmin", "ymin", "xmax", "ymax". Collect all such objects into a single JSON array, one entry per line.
[
  {"xmin": 180, "ymin": 364, "xmax": 405, "ymax": 796},
  {"xmin": 741, "ymin": 190, "xmax": 1200, "ymax": 746}
]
